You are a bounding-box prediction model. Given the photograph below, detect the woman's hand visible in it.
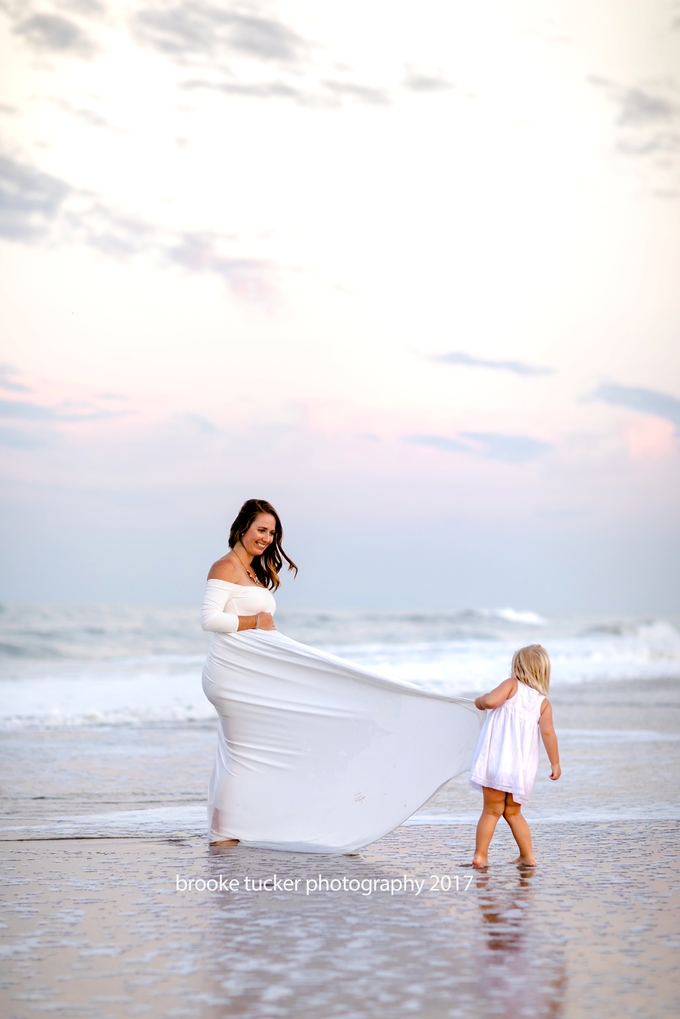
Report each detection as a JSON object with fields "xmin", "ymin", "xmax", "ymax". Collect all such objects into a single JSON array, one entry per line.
[{"xmin": 236, "ymin": 613, "xmax": 276, "ymax": 632}]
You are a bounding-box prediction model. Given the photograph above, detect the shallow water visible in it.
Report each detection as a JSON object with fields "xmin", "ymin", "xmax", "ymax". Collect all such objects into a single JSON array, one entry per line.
[{"xmin": 2, "ymin": 695, "xmax": 679, "ymax": 838}]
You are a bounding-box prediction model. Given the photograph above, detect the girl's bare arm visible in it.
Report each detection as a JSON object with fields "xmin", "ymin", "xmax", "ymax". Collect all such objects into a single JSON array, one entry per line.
[
  {"xmin": 474, "ymin": 678, "xmax": 517, "ymax": 711},
  {"xmin": 539, "ymin": 699, "xmax": 561, "ymax": 779}
]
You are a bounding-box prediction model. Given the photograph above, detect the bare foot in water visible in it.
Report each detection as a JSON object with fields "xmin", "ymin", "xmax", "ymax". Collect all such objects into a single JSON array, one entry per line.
[
  {"xmin": 472, "ymin": 854, "xmax": 489, "ymax": 869},
  {"xmin": 210, "ymin": 839, "xmax": 240, "ymax": 847},
  {"xmin": 512, "ymin": 855, "xmax": 536, "ymax": 867}
]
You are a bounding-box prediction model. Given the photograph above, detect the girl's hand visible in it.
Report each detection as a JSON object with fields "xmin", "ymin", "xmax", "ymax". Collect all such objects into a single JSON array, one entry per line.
[
  {"xmin": 474, "ymin": 697, "xmax": 486, "ymax": 711},
  {"xmin": 549, "ymin": 762, "xmax": 562, "ymax": 781},
  {"xmin": 256, "ymin": 612, "xmax": 276, "ymax": 631}
]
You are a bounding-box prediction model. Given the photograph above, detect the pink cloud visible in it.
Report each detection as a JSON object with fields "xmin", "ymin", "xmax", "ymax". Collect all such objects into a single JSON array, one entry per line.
[{"xmin": 626, "ymin": 417, "xmax": 677, "ymax": 460}]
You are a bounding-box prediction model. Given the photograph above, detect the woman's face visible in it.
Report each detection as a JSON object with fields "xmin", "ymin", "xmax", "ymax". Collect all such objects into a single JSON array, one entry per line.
[{"xmin": 241, "ymin": 513, "xmax": 277, "ymax": 557}]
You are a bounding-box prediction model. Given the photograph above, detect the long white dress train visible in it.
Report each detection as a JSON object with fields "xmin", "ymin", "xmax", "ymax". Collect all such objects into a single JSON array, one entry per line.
[{"xmin": 201, "ymin": 579, "xmax": 483, "ymax": 854}]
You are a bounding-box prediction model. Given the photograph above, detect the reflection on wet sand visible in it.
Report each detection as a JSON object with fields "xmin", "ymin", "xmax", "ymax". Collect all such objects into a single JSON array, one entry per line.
[{"xmin": 474, "ymin": 866, "xmax": 566, "ymax": 1017}]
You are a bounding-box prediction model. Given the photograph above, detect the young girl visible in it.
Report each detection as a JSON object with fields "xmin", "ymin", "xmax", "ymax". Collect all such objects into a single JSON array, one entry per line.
[{"xmin": 470, "ymin": 644, "xmax": 561, "ymax": 868}]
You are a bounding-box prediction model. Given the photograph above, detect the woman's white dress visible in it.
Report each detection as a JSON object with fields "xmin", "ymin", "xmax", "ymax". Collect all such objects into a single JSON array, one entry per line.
[
  {"xmin": 201, "ymin": 579, "xmax": 483, "ymax": 854},
  {"xmin": 468, "ymin": 681, "xmax": 545, "ymax": 804}
]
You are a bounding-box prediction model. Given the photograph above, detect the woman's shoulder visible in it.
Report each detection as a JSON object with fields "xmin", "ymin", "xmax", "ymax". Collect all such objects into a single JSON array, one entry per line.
[{"xmin": 207, "ymin": 555, "xmax": 244, "ymax": 584}]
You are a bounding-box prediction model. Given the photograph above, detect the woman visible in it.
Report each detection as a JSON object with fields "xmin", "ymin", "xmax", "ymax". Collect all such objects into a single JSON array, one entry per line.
[{"xmin": 201, "ymin": 498, "xmax": 482, "ymax": 854}]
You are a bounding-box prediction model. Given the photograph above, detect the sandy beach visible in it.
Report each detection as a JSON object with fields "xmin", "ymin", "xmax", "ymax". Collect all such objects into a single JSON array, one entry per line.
[{"xmin": 2, "ymin": 676, "xmax": 679, "ymax": 1018}]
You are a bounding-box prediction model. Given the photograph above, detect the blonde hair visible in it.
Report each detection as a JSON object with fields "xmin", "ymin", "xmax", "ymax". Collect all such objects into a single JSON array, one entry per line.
[{"xmin": 511, "ymin": 644, "xmax": 550, "ymax": 695}]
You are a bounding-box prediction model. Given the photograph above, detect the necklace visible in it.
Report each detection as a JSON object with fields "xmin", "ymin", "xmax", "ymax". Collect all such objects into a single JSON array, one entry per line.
[{"xmin": 233, "ymin": 550, "xmax": 261, "ymax": 586}]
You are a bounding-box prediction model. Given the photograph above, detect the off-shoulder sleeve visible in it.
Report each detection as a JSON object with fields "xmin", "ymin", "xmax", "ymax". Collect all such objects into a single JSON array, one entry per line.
[{"xmin": 201, "ymin": 580, "xmax": 240, "ymax": 634}]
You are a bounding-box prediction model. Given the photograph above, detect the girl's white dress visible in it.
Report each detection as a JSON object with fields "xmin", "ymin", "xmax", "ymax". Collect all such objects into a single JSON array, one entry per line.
[
  {"xmin": 201, "ymin": 579, "xmax": 483, "ymax": 854},
  {"xmin": 469, "ymin": 681, "xmax": 545, "ymax": 804}
]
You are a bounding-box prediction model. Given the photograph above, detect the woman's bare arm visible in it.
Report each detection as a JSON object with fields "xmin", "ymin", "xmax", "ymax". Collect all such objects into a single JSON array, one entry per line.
[
  {"xmin": 539, "ymin": 699, "xmax": 561, "ymax": 779},
  {"xmin": 474, "ymin": 678, "xmax": 517, "ymax": 711}
]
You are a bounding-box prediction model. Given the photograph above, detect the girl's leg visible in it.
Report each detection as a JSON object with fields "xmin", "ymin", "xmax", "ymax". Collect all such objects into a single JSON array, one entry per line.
[
  {"xmin": 502, "ymin": 794, "xmax": 536, "ymax": 866},
  {"xmin": 473, "ymin": 787, "xmax": 507, "ymax": 867}
]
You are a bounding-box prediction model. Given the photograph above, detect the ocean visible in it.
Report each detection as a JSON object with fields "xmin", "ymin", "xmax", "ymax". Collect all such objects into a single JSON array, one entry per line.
[{"xmin": 1, "ymin": 602, "xmax": 679, "ymax": 729}]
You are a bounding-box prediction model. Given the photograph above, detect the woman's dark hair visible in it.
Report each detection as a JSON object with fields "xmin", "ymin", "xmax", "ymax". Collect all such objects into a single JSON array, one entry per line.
[{"xmin": 228, "ymin": 499, "xmax": 298, "ymax": 591}]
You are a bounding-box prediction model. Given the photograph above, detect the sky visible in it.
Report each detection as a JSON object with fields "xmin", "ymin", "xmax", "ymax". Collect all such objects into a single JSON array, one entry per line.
[{"xmin": 0, "ymin": 0, "xmax": 679, "ymax": 612}]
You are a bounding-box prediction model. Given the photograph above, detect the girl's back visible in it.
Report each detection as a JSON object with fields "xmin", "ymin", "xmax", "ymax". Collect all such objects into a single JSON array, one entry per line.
[{"xmin": 469, "ymin": 680, "xmax": 544, "ymax": 805}]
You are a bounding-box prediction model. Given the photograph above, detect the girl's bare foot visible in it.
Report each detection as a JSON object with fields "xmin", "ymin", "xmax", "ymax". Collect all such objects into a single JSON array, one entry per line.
[
  {"xmin": 511, "ymin": 855, "xmax": 536, "ymax": 867},
  {"xmin": 210, "ymin": 838, "xmax": 240, "ymax": 846},
  {"xmin": 472, "ymin": 853, "xmax": 489, "ymax": 868}
]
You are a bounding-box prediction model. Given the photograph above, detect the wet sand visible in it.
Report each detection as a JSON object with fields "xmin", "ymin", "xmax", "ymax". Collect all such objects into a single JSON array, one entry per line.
[{"xmin": 1, "ymin": 677, "xmax": 679, "ymax": 1018}]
